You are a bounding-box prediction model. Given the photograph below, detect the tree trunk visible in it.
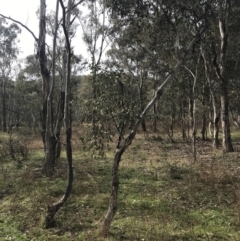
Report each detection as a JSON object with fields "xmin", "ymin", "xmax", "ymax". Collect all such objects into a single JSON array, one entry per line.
[
  {"xmin": 201, "ymin": 47, "xmax": 220, "ymax": 148},
  {"xmin": 201, "ymin": 112, "xmax": 207, "ymax": 141},
  {"xmin": 170, "ymin": 112, "xmax": 174, "ymax": 138},
  {"xmin": 1, "ymin": 78, "xmax": 6, "ymax": 132},
  {"xmin": 190, "ymin": 97, "xmax": 197, "ymax": 161},
  {"xmin": 201, "ymin": 82, "xmax": 207, "ymax": 141},
  {"xmin": 185, "ymin": 60, "xmax": 199, "ymax": 162},
  {"xmin": 180, "ymin": 100, "xmax": 187, "ymax": 142},
  {"xmin": 38, "ymin": 0, "xmax": 56, "ymax": 176},
  {"xmin": 212, "ymin": 98, "xmax": 220, "ymax": 148},
  {"xmin": 54, "ymin": 91, "xmax": 65, "ymax": 160},
  {"xmin": 153, "ymin": 103, "xmax": 157, "ymax": 133},
  {"xmin": 212, "ymin": 0, "xmax": 234, "ymax": 152},
  {"xmin": 221, "ymin": 86, "xmax": 234, "ymax": 151},
  {"xmin": 102, "ymin": 149, "xmax": 122, "ymax": 236},
  {"xmin": 54, "ymin": 44, "xmax": 67, "ymax": 160},
  {"xmin": 45, "ymin": 0, "xmax": 74, "ymax": 226}
]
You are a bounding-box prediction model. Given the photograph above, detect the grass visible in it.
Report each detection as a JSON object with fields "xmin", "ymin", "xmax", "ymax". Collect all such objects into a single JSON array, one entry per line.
[{"xmin": 1, "ymin": 130, "xmax": 240, "ymax": 240}]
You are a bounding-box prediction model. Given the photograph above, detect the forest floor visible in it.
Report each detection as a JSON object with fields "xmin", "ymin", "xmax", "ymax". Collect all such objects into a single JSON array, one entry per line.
[{"xmin": 1, "ymin": 128, "xmax": 240, "ymax": 240}]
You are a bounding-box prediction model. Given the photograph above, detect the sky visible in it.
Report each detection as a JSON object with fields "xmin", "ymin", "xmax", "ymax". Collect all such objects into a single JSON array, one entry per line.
[{"xmin": 0, "ymin": 0, "xmax": 86, "ymax": 59}]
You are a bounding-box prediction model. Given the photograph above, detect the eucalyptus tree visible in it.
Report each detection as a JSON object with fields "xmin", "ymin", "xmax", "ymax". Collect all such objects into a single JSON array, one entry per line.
[
  {"xmin": 201, "ymin": 46, "xmax": 220, "ymax": 147},
  {"xmin": 44, "ymin": 0, "xmax": 83, "ymax": 226},
  {"xmin": 40, "ymin": 0, "xmax": 81, "ymax": 175},
  {"xmin": 0, "ymin": 18, "xmax": 21, "ymax": 132},
  {"xmin": 78, "ymin": 0, "xmax": 110, "ymax": 150},
  {"xmin": 183, "ymin": 54, "xmax": 201, "ymax": 161},
  {"xmin": 102, "ymin": 0, "xmax": 212, "ymax": 235},
  {"xmin": 211, "ymin": 0, "xmax": 234, "ymax": 152},
  {"xmin": 37, "ymin": 0, "xmax": 60, "ymax": 176},
  {"xmin": 227, "ymin": 2, "xmax": 240, "ymax": 128}
]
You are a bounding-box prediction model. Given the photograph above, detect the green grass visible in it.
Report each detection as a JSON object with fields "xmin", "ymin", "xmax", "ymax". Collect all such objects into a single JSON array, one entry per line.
[{"xmin": 1, "ymin": 131, "xmax": 240, "ymax": 240}]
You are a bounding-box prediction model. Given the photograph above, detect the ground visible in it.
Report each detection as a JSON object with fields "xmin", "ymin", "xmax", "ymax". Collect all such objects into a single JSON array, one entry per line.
[{"xmin": 1, "ymin": 128, "xmax": 240, "ymax": 240}]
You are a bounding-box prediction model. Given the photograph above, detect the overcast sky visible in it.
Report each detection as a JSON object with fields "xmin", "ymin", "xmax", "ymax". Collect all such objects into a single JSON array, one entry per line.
[{"xmin": 1, "ymin": 0, "xmax": 86, "ymax": 59}]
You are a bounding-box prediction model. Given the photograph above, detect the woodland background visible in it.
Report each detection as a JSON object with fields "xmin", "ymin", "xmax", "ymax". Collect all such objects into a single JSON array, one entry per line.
[{"xmin": 1, "ymin": 0, "xmax": 240, "ymax": 240}]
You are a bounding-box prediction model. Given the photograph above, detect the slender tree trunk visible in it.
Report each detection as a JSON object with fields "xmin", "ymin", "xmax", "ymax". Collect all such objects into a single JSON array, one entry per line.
[
  {"xmin": 54, "ymin": 91, "xmax": 65, "ymax": 160},
  {"xmin": 212, "ymin": 0, "xmax": 233, "ymax": 152},
  {"xmin": 139, "ymin": 72, "xmax": 147, "ymax": 133},
  {"xmin": 201, "ymin": 82, "xmax": 207, "ymax": 141},
  {"xmin": 170, "ymin": 110, "xmax": 174, "ymax": 138},
  {"xmin": 1, "ymin": 79, "xmax": 6, "ymax": 132},
  {"xmin": 186, "ymin": 62, "xmax": 198, "ymax": 162},
  {"xmin": 201, "ymin": 112, "xmax": 207, "ymax": 141},
  {"xmin": 192, "ymin": 95, "xmax": 196, "ymax": 161},
  {"xmin": 221, "ymin": 85, "xmax": 233, "ymax": 151},
  {"xmin": 153, "ymin": 103, "xmax": 157, "ymax": 133},
  {"xmin": 212, "ymin": 97, "xmax": 220, "ymax": 148},
  {"xmin": 38, "ymin": 0, "xmax": 56, "ymax": 176},
  {"xmin": 45, "ymin": 0, "xmax": 74, "ymax": 226},
  {"xmin": 102, "ymin": 149, "xmax": 122, "ymax": 236},
  {"xmin": 180, "ymin": 100, "xmax": 187, "ymax": 142},
  {"xmin": 54, "ymin": 10, "xmax": 65, "ymax": 161},
  {"xmin": 152, "ymin": 77, "xmax": 158, "ymax": 133},
  {"xmin": 201, "ymin": 47, "xmax": 220, "ymax": 148}
]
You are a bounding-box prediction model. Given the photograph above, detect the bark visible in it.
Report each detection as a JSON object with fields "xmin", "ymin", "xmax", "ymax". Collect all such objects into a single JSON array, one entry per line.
[
  {"xmin": 38, "ymin": 0, "xmax": 56, "ymax": 176},
  {"xmin": 153, "ymin": 103, "xmax": 157, "ymax": 132},
  {"xmin": 45, "ymin": 0, "xmax": 74, "ymax": 227},
  {"xmin": 201, "ymin": 82, "xmax": 207, "ymax": 141},
  {"xmin": 201, "ymin": 48, "xmax": 220, "ymax": 148},
  {"xmin": 221, "ymin": 86, "xmax": 233, "ymax": 151},
  {"xmin": 54, "ymin": 91, "xmax": 65, "ymax": 160},
  {"xmin": 102, "ymin": 27, "xmax": 207, "ymax": 236},
  {"xmin": 102, "ymin": 149, "xmax": 122, "ymax": 235},
  {"xmin": 185, "ymin": 57, "xmax": 199, "ymax": 162},
  {"xmin": 139, "ymin": 71, "xmax": 148, "ymax": 132},
  {"xmin": 53, "ymin": 2, "xmax": 65, "ymax": 161},
  {"xmin": 170, "ymin": 113, "xmax": 174, "ymax": 138},
  {"xmin": 212, "ymin": 0, "xmax": 234, "ymax": 152},
  {"xmin": 201, "ymin": 111, "xmax": 207, "ymax": 141},
  {"xmin": 180, "ymin": 100, "xmax": 187, "ymax": 142},
  {"xmin": 1, "ymin": 78, "xmax": 6, "ymax": 132}
]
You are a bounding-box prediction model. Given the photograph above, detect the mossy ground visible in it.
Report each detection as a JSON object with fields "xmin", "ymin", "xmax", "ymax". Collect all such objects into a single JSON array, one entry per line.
[{"xmin": 1, "ymin": 129, "xmax": 240, "ymax": 240}]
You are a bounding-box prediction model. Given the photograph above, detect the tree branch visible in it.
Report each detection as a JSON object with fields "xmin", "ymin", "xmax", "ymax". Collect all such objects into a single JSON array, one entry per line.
[{"xmin": 0, "ymin": 13, "xmax": 38, "ymax": 41}]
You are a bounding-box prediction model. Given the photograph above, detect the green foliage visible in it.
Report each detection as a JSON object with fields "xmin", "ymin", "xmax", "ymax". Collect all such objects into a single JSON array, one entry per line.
[
  {"xmin": 0, "ymin": 134, "xmax": 28, "ymax": 166},
  {"xmin": 78, "ymin": 69, "xmax": 140, "ymax": 154}
]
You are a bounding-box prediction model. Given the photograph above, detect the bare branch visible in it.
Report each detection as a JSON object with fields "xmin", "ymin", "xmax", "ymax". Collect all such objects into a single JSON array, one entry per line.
[
  {"xmin": 59, "ymin": 0, "xmax": 71, "ymax": 53},
  {"xmin": 0, "ymin": 13, "xmax": 38, "ymax": 41}
]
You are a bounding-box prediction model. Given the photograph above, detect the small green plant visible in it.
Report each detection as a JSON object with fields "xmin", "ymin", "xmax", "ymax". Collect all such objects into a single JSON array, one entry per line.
[{"xmin": 168, "ymin": 162, "xmax": 190, "ymax": 179}]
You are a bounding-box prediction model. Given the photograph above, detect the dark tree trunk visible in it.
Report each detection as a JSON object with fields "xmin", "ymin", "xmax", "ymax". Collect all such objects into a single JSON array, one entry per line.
[
  {"xmin": 45, "ymin": 128, "xmax": 73, "ymax": 227},
  {"xmin": 102, "ymin": 149, "xmax": 122, "ymax": 236},
  {"xmin": 54, "ymin": 91, "xmax": 65, "ymax": 160},
  {"xmin": 180, "ymin": 100, "xmax": 187, "ymax": 142},
  {"xmin": 201, "ymin": 113, "xmax": 207, "ymax": 141},
  {"xmin": 2, "ymin": 79, "xmax": 6, "ymax": 132},
  {"xmin": 201, "ymin": 83, "xmax": 207, "ymax": 141},
  {"xmin": 221, "ymin": 86, "xmax": 234, "ymax": 151},
  {"xmin": 153, "ymin": 103, "xmax": 157, "ymax": 133}
]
